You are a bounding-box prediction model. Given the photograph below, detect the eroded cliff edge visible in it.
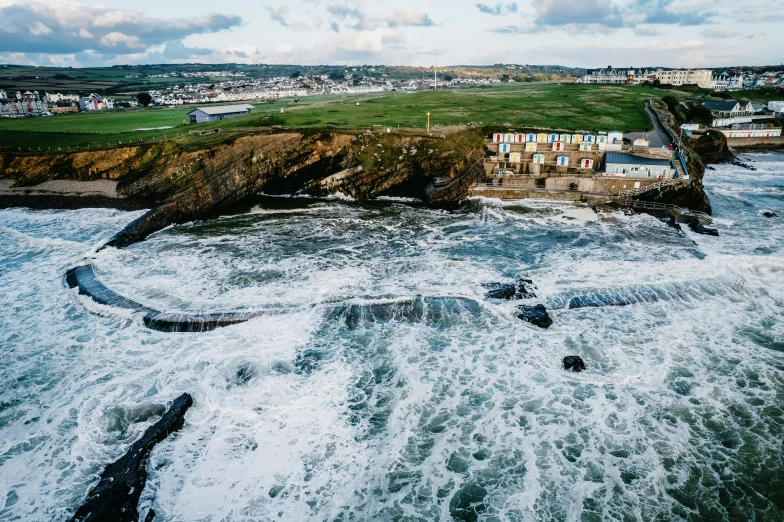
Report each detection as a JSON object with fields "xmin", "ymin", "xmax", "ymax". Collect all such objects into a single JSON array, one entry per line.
[
  {"xmin": 1, "ymin": 113, "xmax": 713, "ymax": 248},
  {"xmin": 1, "ymin": 129, "xmax": 484, "ymax": 247}
]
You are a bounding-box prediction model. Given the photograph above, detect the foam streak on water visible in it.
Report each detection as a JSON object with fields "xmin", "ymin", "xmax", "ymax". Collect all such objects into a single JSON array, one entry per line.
[{"xmin": 1, "ymin": 154, "xmax": 784, "ymax": 521}]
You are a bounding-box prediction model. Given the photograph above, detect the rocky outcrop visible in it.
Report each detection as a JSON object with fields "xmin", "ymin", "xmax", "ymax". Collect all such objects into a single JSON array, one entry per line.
[
  {"xmin": 688, "ymin": 220, "xmax": 719, "ymax": 236},
  {"xmin": 517, "ymin": 304, "xmax": 552, "ymax": 329},
  {"xmin": 644, "ymin": 101, "xmax": 712, "ymax": 214},
  {"xmin": 2, "ymin": 129, "xmax": 485, "ymax": 248},
  {"xmin": 563, "ymin": 356, "xmax": 586, "ymax": 372},
  {"xmin": 688, "ymin": 131, "xmax": 733, "ymax": 164},
  {"xmin": 68, "ymin": 393, "xmax": 193, "ymax": 522},
  {"xmin": 484, "ymin": 279, "xmax": 537, "ymax": 300}
]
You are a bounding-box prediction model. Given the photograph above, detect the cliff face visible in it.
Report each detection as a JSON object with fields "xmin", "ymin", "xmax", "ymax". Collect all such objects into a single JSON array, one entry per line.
[
  {"xmin": 1, "ymin": 130, "xmax": 485, "ymax": 247},
  {"xmin": 686, "ymin": 130, "xmax": 733, "ymax": 164},
  {"xmin": 646, "ymin": 101, "xmax": 712, "ymax": 214}
]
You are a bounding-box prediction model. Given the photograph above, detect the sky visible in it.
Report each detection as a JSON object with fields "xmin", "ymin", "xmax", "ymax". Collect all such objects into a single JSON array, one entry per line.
[{"xmin": 0, "ymin": 0, "xmax": 782, "ymax": 69}]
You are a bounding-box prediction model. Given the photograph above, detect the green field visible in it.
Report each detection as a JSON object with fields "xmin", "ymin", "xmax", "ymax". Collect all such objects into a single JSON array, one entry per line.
[{"xmin": 0, "ymin": 84, "xmax": 706, "ymax": 152}]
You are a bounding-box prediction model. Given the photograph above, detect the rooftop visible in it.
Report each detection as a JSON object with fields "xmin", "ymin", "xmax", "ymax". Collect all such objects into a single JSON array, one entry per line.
[
  {"xmin": 187, "ymin": 104, "xmax": 254, "ymax": 115},
  {"xmin": 605, "ymin": 152, "xmax": 671, "ymax": 166},
  {"xmin": 704, "ymin": 100, "xmax": 751, "ymax": 112}
]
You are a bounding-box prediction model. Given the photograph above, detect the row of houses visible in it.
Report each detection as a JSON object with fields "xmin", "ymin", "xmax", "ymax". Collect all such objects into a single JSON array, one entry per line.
[
  {"xmin": 580, "ymin": 67, "xmax": 784, "ymax": 91},
  {"xmin": 718, "ymin": 128, "xmax": 782, "ymax": 138},
  {"xmin": 492, "ymin": 151, "xmax": 674, "ymax": 179},
  {"xmin": 491, "ymin": 131, "xmax": 625, "ymax": 146},
  {"xmin": 0, "ymin": 90, "xmax": 46, "ymax": 118},
  {"xmin": 579, "ymin": 67, "xmax": 712, "ymax": 88},
  {"xmin": 701, "ymin": 99, "xmax": 783, "ymax": 138},
  {"xmin": 0, "ymin": 91, "xmax": 123, "ymax": 118},
  {"xmin": 487, "ymin": 129, "xmax": 676, "ymax": 179},
  {"xmin": 711, "ymin": 71, "xmax": 784, "ymax": 91}
]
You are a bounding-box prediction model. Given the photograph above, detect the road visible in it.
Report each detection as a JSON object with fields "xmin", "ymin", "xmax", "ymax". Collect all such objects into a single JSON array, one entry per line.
[{"xmin": 625, "ymin": 101, "xmax": 673, "ymax": 149}]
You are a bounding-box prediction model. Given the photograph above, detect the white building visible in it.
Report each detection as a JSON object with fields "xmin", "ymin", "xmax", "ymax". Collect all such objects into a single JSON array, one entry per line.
[
  {"xmin": 45, "ymin": 92, "xmax": 80, "ymax": 103},
  {"xmin": 604, "ymin": 152, "xmax": 675, "ymax": 179},
  {"xmin": 704, "ymin": 100, "xmax": 754, "ymax": 118},
  {"xmin": 655, "ymin": 69, "xmax": 712, "ymax": 89},
  {"xmin": 0, "ymin": 89, "xmax": 6, "ymax": 99},
  {"xmin": 187, "ymin": 104, "xmax": 253, "ymax": 123},
  {"xmin": 769, "ymin": 101, "xmax": 784, "ymax": 113},
  {"xmin": 711, "ymin": 72, "xmax": 730, "ymax": 91},
  {"xmin": 581, "ymin": 67, "xmax": 655, "ymax": 85}
]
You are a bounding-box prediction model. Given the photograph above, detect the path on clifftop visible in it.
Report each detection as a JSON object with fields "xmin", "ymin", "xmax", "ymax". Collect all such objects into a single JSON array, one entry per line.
[{"xmin": 625, "ymin": 101, "xmax": 673, "ymax": 149}]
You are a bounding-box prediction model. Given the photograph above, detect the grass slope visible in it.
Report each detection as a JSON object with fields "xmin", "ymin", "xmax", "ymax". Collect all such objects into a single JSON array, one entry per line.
[{"xmin": 0, "ymin": 84, "xmax": 685, "ymax": 152}]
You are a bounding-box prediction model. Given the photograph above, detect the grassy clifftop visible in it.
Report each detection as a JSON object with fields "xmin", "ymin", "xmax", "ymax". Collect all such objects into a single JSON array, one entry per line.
[{"xmin": 1, "ymin": 84, "xmax": 690, "ymax": 152}]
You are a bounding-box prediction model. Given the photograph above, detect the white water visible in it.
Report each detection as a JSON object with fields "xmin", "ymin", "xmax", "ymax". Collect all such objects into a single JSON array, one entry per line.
[{"xmin": 1, "ymin": 154, "xmax": 783, "ymax": 521}]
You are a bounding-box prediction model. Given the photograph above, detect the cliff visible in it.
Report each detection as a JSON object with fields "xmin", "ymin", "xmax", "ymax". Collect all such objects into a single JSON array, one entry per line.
[
  {"xmin": 1, "ymin": 114, "xmax": 714, "ymax": 246},
  {"xmin": 1, "ymin": 129, "xmax": 485, "ymax": 248},
  {"xmin": 646, "ymin": 101, "xmax": 713, "ymax": 214}
]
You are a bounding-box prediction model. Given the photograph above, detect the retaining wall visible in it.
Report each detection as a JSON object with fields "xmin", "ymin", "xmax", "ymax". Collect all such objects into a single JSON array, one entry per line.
[{"xmin": 726, "ymin": 136, "xmax": 784, "ymax": 149}]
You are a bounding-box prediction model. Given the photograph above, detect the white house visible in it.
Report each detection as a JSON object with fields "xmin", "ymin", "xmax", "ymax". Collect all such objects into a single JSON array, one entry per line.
[
  {"xmin": 712, "ymin": 72, "xmax": 730, "ymax": 91},
  {"xmin": 769, "ymin": 101, "xmax": 784, "ymax": 113},
  {"xmin": 187, "ymin": 104, "xmax": 254, "ymax": 123},
  {"xmin": 0, "ymin": 89, "xmax": 6, "ymax": 99},
  {"xmin": 604, "ymin": 152, "xmax": 675, "ymax": 179},
  {"xmin": 704, "ymin": 100, "xmax": 754, "ymax": 118}
]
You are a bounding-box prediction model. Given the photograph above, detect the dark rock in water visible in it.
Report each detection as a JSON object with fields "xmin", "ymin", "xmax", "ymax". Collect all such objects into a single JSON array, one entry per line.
[
  {"xmin": 68, "ymin": 393, "xmax": 193, "ymax": 522},
  {"xmin": 517, "ymin": 304, "xmax": 552, "ymax": 329},
  {"xmin": 762, "ymin": 212, "xmax": 778, "ymax": 218},
  {"xmin": 730, "ymin": 158, "xmax": 756, "ymax": 171},
  {"xmin": 144, "ymin": 509, "xmax": 156, "ymax": 522},
  {"xmin": 623, "ymin": 208, "xmax": 634, "ymax": 216},
  {"xmin": 563, "ymin": 356, "xmax": 587, "ymax": 372},
  {"xmin": 653, "ymin": 212, "xmax": 682, "ymax": 232},
  {"xmin": 688, "ymin": 220, "xmax": 719, "ymax": 236},
  {"xmin": 484, "ymin": 279, "xmax": 536, "ymax": 300}
]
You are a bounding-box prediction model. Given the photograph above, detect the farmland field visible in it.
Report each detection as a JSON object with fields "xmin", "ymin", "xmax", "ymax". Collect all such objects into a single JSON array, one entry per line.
[{"xmin": 0, "ymin": 84, "xmax": 699, "ymax": 151}]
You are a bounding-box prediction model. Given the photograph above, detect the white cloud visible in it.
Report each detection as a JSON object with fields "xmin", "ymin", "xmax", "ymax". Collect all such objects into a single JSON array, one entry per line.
[
  {"xmin": 29, "ymin": 22, "xmax": 52, "ymax": 35},
  {"xmin": 0, "ymin": 0, "xmax": 778, "ymax": 68},
  {"xmin": 100, "ymin": 32, "xmax": 142, "ymax": 49},
  {"xmin": 386, "ymin": 8, "xmax": 435, "ymax": 27},
  {"xmin": 0, "ymin": 0, "xmax": 242, "ymax": 56}
]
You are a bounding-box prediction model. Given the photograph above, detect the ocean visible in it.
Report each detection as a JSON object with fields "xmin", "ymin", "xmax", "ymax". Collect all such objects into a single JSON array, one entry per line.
[{"xmin": 1, "ymin": 152, "xmax": 783, "ymax": 521}]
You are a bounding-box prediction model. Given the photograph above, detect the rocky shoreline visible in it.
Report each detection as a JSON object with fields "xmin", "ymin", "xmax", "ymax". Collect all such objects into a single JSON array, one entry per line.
[{"xmin": 0, "ymin": 101, "xmax": 740, "ymax": 249}]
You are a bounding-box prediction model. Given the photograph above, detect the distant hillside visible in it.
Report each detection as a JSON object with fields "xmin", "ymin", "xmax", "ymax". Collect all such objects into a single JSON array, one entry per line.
[{"xmin": 0, "ymin": 63, "xmax": 584, "ymax": 95}]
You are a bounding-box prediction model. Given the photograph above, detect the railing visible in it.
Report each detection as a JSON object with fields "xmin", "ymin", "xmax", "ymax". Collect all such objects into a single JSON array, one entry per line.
[
  {"xmin": 677, "ymin": 152, "xmax": 690, "ymax": 178},
  {"xmin": 616, "ymin": 177, "xmax": 685, "ymax": 198},
  {"xmin": 620, "ymin": 199, "xmax": 713, "ymax": 224},
  {"xmin": 490, "ymin": 171, "xmax": 596, "ymax": 179},
  {"xmin": 471, "ymin": 183, "xmax": 612, "ymax": 196}
]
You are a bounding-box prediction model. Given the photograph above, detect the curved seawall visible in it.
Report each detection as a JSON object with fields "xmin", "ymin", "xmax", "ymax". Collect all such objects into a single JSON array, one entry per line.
[{"xmin": 66, "ymin": 264, "xmax": 264, "ymax": 332}]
